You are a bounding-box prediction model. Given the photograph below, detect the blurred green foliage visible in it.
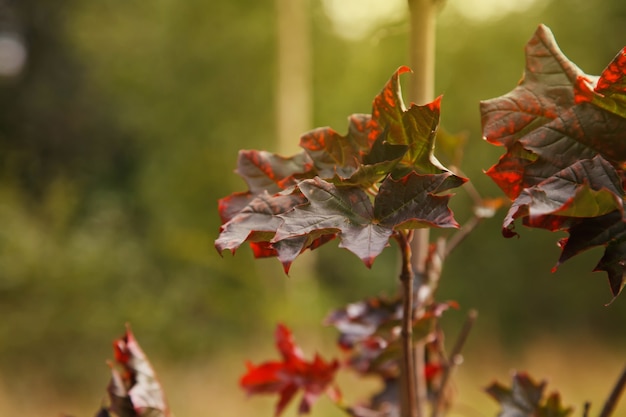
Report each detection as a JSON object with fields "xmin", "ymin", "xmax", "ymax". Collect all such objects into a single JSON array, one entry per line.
[{"xmin": 0, "ymin": 0, "xmax": 624, "ymax": 395}]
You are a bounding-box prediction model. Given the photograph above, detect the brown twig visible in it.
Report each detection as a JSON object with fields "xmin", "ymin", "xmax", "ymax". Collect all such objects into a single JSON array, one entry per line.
[
  {"xmin": 432, "ymin": 309, "xmax": 478, "ymax": 417},
  {"xmin": 396, "ymin": 230, "xmax": 418, "ymax": 417},
  {"xmin": 598, "ymin": 363, "xmax": 626, "ymax": 417},
  {"xmin": 444, "ymin": 215, "xmax": 481, "ymax": 259}
]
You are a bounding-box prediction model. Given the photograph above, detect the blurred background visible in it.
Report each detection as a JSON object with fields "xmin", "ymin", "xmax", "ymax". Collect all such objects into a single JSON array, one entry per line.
[{"xmin": 0, "ymin": 0, "xmax": 624, "ymax": 415}]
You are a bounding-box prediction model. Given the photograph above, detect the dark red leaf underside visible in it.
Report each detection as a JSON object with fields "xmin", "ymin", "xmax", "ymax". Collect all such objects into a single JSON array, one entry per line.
[{"xmin": 481, "ymin": 24, "xmax": 626, "ymax": 299}]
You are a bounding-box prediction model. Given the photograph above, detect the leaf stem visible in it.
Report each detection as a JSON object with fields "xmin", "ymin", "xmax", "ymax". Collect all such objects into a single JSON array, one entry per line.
[
  {"xmin": 395, "ymin": 230, "xmax": 418, "ymax": 417},
  {"xmin": 598, "ymin": 363, "xmax": 626, "ymax": 417}
]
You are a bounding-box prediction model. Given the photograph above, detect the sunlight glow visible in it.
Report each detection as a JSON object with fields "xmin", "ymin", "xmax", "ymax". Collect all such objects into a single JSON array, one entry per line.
[
  {"xmin": 321, "ymin": 0, "xmax": 544, "ymax": 41},
  {"xmin": 321, "ymin": 0, "xmax": 406, "ymax": 41},
  {"xmin": 448, "ymin": 0, "xmax": 541, "ymax": 21}
]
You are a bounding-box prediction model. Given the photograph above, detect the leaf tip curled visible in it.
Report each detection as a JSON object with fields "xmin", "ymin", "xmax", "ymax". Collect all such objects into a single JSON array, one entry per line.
[{"xmin": 397, "ymin": 65, "xmax": 412, "ymax": 76}]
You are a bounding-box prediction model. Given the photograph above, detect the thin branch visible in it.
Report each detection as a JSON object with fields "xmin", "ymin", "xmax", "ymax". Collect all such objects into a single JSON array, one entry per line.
[
  {"xmin": 457, "ymin": 169, "xmax": 483, "ymax": 207},
  {"xmin": 395, "ymin": 230, "xmax": 418, "ymax": 417},
  {"xmin": 598, "ymin": 363, "xmax": 626, "ymax": 417},
  {"xmin": 432, "ymin": 309, "xmax": 478, "ymax": 417},
  {"xmin": 444, "ymin": 215, "xmax": 481, "ymax": 259}
]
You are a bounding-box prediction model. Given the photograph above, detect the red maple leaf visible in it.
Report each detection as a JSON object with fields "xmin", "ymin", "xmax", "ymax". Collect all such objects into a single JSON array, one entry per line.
[{"xmin": 240, "ymin": 324, "xmax": 341, "ymax": 416}]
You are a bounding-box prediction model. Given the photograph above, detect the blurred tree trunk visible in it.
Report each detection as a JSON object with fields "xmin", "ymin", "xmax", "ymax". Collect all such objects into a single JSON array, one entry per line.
[
  {"xmin": 275, "ymin": 0, "xmax": 312, "ymax": 154},
  {"xmin": 271, "ymin": 0, "xmax": 319, "ymax": 322}
]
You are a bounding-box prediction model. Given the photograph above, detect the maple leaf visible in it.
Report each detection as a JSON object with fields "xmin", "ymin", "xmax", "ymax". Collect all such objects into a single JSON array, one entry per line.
[
  {"xmin": 215, "ymin": 189, "xmax": 337, "ymax": 273},
  {"xmin": 481, "ymin": 24, "xmax": 626, "ymax": 299},
  {"xmin": 486, "ymin": 372, "xmax": 572, "ymax": 417},
  {"xmin": 274, "ymin": 174, "xmax": 462, "ymax": 268},
  {"xmin": 299, "ymin": 114, "xmax": 371, "ymax": 181},
  {"xmin": 104, "ymin": 325, "xmax": 170, "ymax": 417},
  {"xmin": 215, "ymin": 191, "xmax": 307, "ymax": 254},
  {"xmin": 218, "ymin": 150, "xmax": 314, "ymax": 223},
  {"xmin": 216, "ymin": 66, "xmax": 466, "ymax": 271},
  {"xmin": 367, "ymin": 66, "xmax": 462, "ymax": 178},
  {"xmin": 240, "ymin": 324, "xmax": 340, "ymax": 416}
]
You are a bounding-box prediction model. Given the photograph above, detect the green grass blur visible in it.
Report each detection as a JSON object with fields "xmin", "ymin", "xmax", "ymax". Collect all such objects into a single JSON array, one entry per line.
[{"xmin": 0, "ymin": 0, "xmax": 625, "ymax": 414}]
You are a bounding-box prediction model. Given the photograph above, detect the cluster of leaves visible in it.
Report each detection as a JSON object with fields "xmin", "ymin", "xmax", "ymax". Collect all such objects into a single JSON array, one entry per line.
[
  {"xmin": 324, "ymin": 296, "xmax": 456, "ymax": 415},
  {"xmin": 240, "ymin": 307, "xmax": 456, "ymax": 417},
  {"xmin": 215, "ymin": 66, "xmax": 466, "ymax": 272},
  {"xmin": 215, "ymin": 23, "xmax": 626, "ymax": 417},
  {"xmin": 481, "ymin": 24, "xmax": 626, "ymax": 300}
]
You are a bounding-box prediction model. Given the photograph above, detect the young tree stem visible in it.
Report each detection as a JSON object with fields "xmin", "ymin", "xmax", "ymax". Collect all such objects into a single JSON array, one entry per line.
[
  {"xmin": 396, "ymin": 231, "xmax": 418, "ymax": 417},
  {"xmin": 406, "ymin": 1, "xmax": 441, "ymax": 416}
]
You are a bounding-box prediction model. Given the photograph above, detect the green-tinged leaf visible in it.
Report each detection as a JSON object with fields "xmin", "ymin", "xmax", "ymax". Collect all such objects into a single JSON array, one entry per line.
[
  {"xmin": 368, "ymin": 65, "xmax": 411, "ymax": 144},
  {"xmin": 375, "ymin": 172, "xmax": 466, "ymax": 230},
  {"xmin": 502, "ymin": 156, "xmax": 623, "ymax": 236},
  {"xmin": 396, "ymin": 97, "xmax": 446, "ymax": 173},
  {"xmin": 362, "ymin": 131, "xmax": 409, "ymax": 166},
  {"xmin": 482, "ymin": 24, "xmax": 626, "ymax": 299},
  {"xmin": 486, "ymin": 372, "xmax": 572, "ymax": 417},
  {"xmin": 275, "ymin": 177, "xmax": 390, "ymax": 267},
  {"xmin": 367, "ymin": 67, "xmax": 464, "ymax": 178},
  {"xmin": 216, "ymin": 67, "xmax": 465, "ymax": 270},
  {"xmin": 575, "ymin": 47, "xmax": 626, "ymax": 118},
  {"xmin": 275, "ymin": 175, "xmax": 463, "ymax": 267},
  {"xmin": 215, "ymin": 191, "xmax": 307, "ymax": 254},
  {"xmin": 340, "ymin": 132, "xmax": 408, "ymax": 187}
]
